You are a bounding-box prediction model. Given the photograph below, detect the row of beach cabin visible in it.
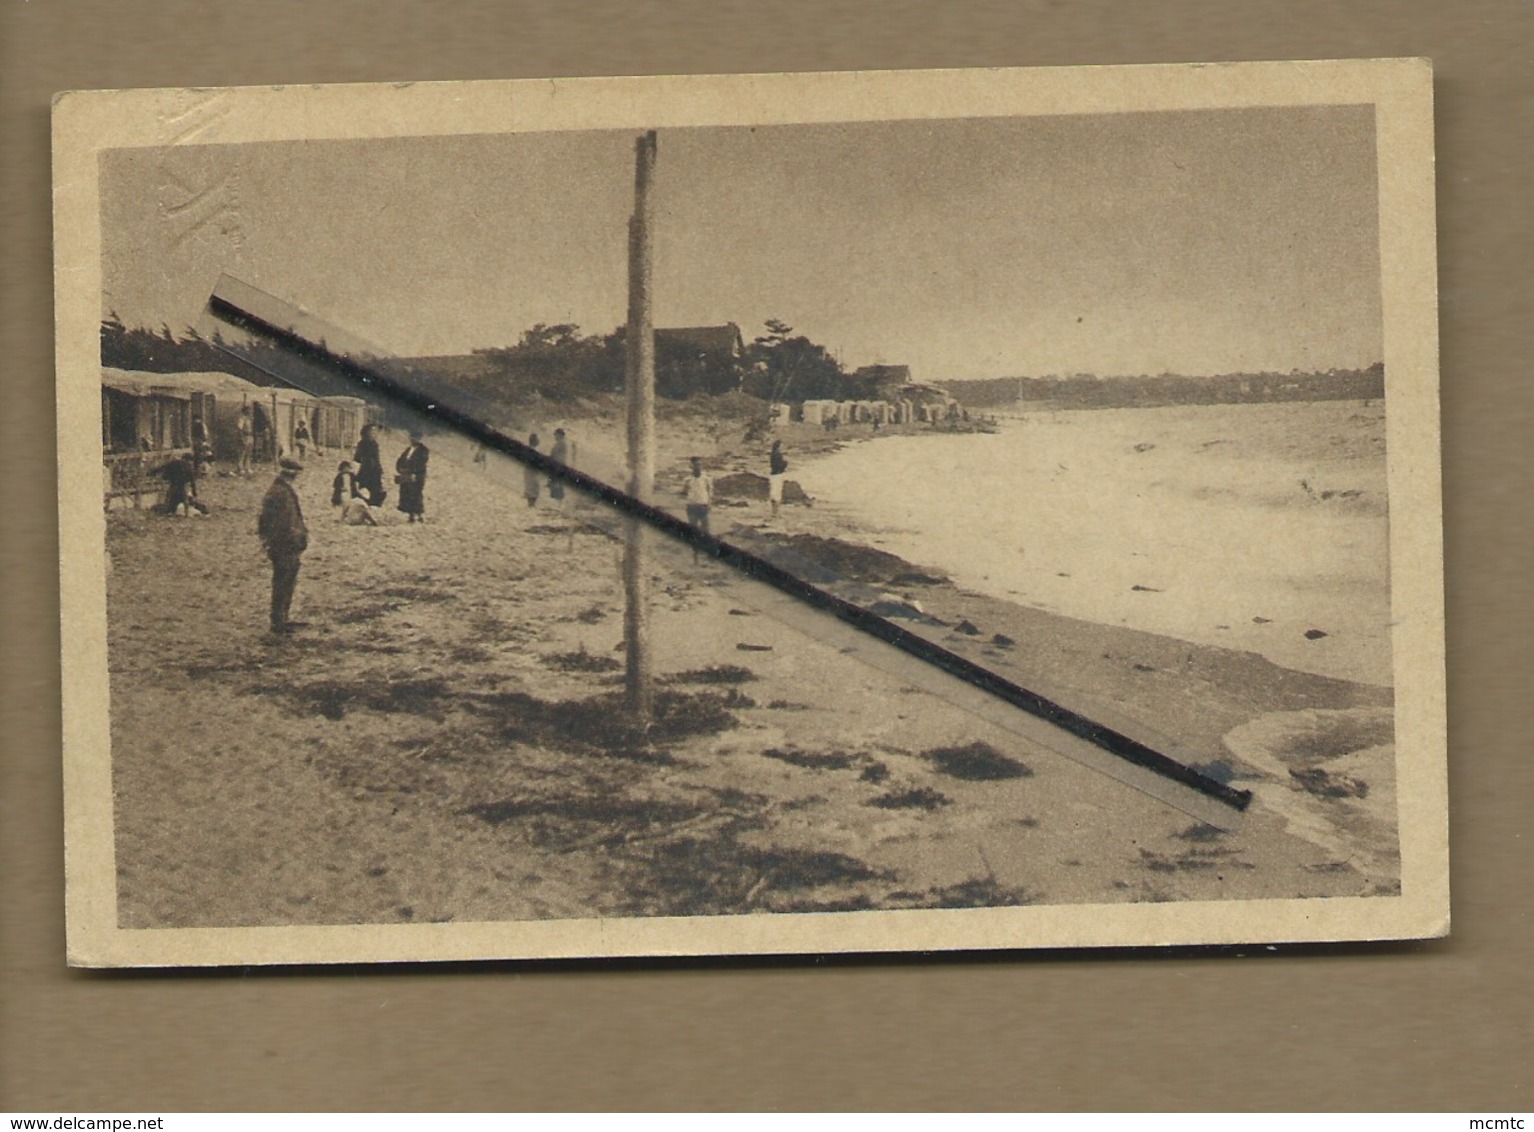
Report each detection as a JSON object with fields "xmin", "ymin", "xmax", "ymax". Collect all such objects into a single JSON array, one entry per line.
[
  {"xmin": 101, "ymin": 367, "xmax": 381, "ymax": 504},
  {"xmin": 785, "ymin": 395, "xmax": 962, "ymax": 427}
]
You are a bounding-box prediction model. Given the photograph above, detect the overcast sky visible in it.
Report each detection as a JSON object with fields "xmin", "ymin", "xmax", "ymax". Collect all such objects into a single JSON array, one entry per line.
[{"xmin": 100, "ymin": 105, "xmax": 1380, "ymax": 381}]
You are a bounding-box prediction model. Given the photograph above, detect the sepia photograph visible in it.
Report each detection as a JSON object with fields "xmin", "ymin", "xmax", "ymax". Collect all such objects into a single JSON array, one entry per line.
[{"xmin": 53, "ymin": 61, "xmax": 1446, "ymax": 965}]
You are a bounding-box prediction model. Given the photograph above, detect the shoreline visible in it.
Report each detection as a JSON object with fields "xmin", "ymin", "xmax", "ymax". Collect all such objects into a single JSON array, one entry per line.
[{"xmin": 767, "ymin": 400, "xmax": 1393, "ymax": 687}]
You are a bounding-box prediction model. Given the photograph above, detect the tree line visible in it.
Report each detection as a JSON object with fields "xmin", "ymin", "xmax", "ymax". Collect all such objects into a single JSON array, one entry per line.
[
  {"xmin": 947, "ymin": 363, "xmax": 1386, "ymax": 410},
  {"xmin": 460, "ymin": 317, "xmax": 883, "ymax": 404},
  {"xmin": 100, "ymin": 314, "xmax": 291, "ymax": 386},
  {"xmin": 101, "ymin": 315, "xmax": 891, "ymax": 405}
]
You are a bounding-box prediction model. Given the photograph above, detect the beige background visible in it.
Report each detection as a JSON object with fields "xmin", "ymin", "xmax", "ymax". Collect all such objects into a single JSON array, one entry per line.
[{"xmin": 2, "ymin": 0, "xmax": 1528, "ymax": 1112}]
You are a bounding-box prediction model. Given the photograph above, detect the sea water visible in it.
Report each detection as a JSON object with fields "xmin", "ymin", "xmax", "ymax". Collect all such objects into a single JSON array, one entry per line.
[{"xmin": 795, "ymin": 402, "xmax": 1392, "ymax": 687}]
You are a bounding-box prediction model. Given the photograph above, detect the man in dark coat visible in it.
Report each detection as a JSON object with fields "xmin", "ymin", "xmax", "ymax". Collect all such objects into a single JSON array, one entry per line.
[
  {"xmin": 258, "ymin": 458, "xmax": 309, "ymax": 633},
  {"xmin": 395, "ymin": 430, "xmax": 430, "ymax": 522}
]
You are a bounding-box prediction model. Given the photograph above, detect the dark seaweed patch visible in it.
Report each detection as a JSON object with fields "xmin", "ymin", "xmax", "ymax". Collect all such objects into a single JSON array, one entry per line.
[
  {"xmin": 867, "ymin": 787, "xmax": 950, "ymax": 811},
  {"xmin": 257, "ymin": 676, "xmax": 454, "ymax": 721},
  {"xmin": 761, "ymin": 747, "xmax": 858, "ymax": 771},
  {"xmin": 464, "ymin": 793, "xmax": 704, "ymax": 829},
  {"xmin": 1137, "ymin": 846, "xmax": 1252, "ymax": 874},
  {"xmin": 858, "ymin": 761, "xmax": 891, "ymax": 784},
  {"xmin": 888, "ymin": 877, "xmax": 1037, "ymax": 909},
  {"xmin": 333, "ymin": 602, "xmax": 402, "ymax": 625},
  {"xmin": 1289, "ymin": 766, "xmax": 1370, "ymax": 799},
  {"xmin": 755, "ymin": 532, "xmax": 921, "ymax": 586},
  {"xmin": 889, "ymin": 571, "xmax": 948, "ymax": 587},
  {"xmin": 527, "ymin": 524, "xmax": 605, "ymax": 538},
  {"xmin": 1173, "ymin": 823, "xmax": 1227, "ymax": 842},
  {"xmin": 617, "ymin": 834, "xmax": 892, "ymax": 917},
  {"xmin": 1304, "ymin": 860, "xmax": 1357, "ymax": 874},
  {"xmin": 380, "ymin": 585, "xmax": 455, "ymax": 603},
  {"xmin": 471, "ymin": 688, "xmax": 737, "ymax": 758},
  {"xmin": 543, "ymin": 648, "xmax": 622, "ymax": 673},
  {"xmin": 662, "ymin": 664, "xmax": 757, "ymax": 685},
  {"xmin": 924, "ymin": 741, "xmax": 1033, "ymax": 781}
]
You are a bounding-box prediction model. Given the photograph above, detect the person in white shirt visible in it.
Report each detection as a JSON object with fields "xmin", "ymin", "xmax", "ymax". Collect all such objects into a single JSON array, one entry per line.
[{"xmin": 683, "ymin": 456, "xmax": 713, "ymax": 561}]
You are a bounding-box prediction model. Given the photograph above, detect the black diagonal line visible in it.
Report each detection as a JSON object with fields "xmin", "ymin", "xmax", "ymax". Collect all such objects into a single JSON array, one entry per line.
[{"xmin": 208, "ymin": 292, "xmax": 1252, "ymax": 812}]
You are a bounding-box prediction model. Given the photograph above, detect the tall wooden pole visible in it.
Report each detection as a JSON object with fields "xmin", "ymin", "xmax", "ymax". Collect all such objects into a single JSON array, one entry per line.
[{"xmin": 623, "ymin": 130, "xmax": 658, "ymax": 720}]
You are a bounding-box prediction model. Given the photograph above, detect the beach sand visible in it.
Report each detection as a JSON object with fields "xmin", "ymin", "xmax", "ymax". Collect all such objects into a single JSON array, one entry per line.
[{"xmin": 106, "ymin": 402, "xmax": 1399, "ymax": 931}]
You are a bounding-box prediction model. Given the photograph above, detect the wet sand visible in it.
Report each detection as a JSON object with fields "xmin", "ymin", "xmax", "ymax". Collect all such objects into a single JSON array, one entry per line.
[{"xmin": 106, "ymin": 408, "xmax": 1399, "ymax": 930}]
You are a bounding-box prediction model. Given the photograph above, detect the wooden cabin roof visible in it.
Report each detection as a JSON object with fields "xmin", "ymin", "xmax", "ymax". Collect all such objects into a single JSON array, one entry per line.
[
  {"xmin": 853, "ymin": 364, "xmax": 913, "ymax": 385},
  {"xmin": 101, "ymin": 368, "xmax": 193, "ymax": 399},
  {"xmin": 101, "ymin": 368, "xmax": 322, "ymax": 402},
  {"xmin": 655, "ymin": 323, "xmax": 745, "ymax": 356}
]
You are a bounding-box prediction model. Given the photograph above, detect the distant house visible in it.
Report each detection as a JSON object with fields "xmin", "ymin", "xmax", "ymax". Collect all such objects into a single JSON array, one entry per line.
[
  {"xmin": 852, "ymin": 364, "xmax": 913, "ymax": 389},
  {"xmin": 655, "ymin": 322, "xmax": 746, "ymax": 397}
]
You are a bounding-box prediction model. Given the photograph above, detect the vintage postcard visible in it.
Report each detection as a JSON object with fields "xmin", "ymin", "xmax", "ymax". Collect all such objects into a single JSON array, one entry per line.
[{"xmin": 53, "ymin": 60, "xmax": 1446, "ymax": 966}]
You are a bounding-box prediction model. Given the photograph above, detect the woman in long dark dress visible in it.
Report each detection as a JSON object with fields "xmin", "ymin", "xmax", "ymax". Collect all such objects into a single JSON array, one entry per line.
[
  {"xmin": 352, "ymin": 423, "xmax": 386, "ymax": 506},
  {"xmin": 395, "ymin": 431, "xmax": 429, "ymax": 523}
]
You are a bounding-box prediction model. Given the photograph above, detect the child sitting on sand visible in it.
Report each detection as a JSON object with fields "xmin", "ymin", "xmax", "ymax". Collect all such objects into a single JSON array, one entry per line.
[
  {"xmin": 332, "ymin": 460, "xmax": 379, "ymax": 526},
  {"xmin": 341, "ymin": 494, "xmax": 380, "ymax": 526},
  {"xmin": 332, "ymin": 459, "xmax": 359, "ymax": 508}
]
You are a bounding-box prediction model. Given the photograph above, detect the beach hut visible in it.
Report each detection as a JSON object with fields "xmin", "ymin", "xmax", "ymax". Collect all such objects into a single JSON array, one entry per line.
[
  {"xmin": 100, "ymin": 368, "xmax": 378, "ymax": 467},
  {"xmin": 166, "ymin": 371, "xmax": 273, "ymax": 462},
  {"xmin": 170, "ymin": 372, "xmax": 378, "ymax": 463},
  {"xmin": 310, "ymin": 395, "xmax": 377, "ymax": 454},
  {"xmin": 100, "ymin": 369, "xmax": 196, "ymax": 505},
  {"xmin": 243, "ymin": 382, "xmax": 317, "ymax": 463},
  {"xmin": 100, "ymin": 367, "xmax": 381, "ymax": 507},
  {"xmin": 101, "ymin": 369, "xmax": 195, "ymax": 455}
]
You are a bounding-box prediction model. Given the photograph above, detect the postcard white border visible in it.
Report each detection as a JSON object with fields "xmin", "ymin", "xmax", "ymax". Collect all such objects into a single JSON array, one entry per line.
[{"xmin": 53, "ymin": 60, "xmax": 1446, "ymax": 966}]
